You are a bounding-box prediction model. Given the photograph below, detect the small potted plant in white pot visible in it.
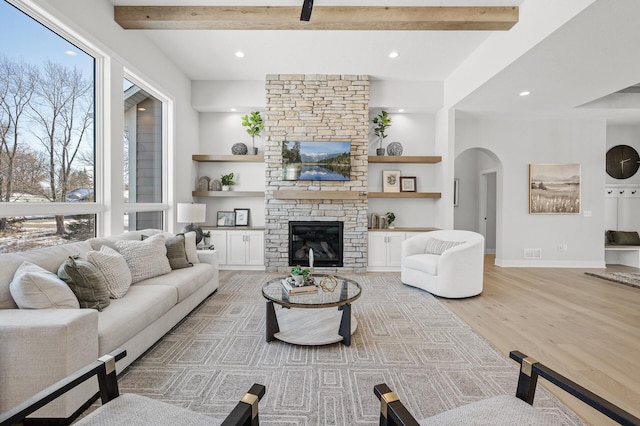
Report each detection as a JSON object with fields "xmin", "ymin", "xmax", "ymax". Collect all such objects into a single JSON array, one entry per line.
[
  {"xmin": 291, "ymin": 265, "xmax": 310, "ymax": 286},
  {"xmin": 221, "ymin": 173, "xmax": 235, "ymax": 191},
  {"xmin": 372, "ymin": 110, "xmax": 392, "ymax": 156},
  {"xmin": 241, "ymin": 111, "xmax": 264, "ymax": 155},
  {"xmin": 203, "ymin": 230, "xmax": 211, "ymax": 246}
]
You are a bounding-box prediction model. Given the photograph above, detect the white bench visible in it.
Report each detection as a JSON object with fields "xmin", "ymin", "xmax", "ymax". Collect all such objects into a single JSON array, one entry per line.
[{"xmin": 605, "ymin": 245, "xmax": 640, "ymax": 267}]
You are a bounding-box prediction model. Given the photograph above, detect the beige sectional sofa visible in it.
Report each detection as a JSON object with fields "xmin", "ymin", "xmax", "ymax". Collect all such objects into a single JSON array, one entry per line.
[{"xmin": 0, "ymin": 229, "xmax": 218, "ymax": 421}]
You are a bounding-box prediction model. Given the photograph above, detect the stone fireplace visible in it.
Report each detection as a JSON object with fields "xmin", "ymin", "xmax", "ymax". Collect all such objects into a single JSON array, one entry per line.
[
  {"xmin": 289, "ymin": 221, "xmax": 343, "ymax": 268},
  {"xmin": 264, "ymin": 74, "xmax": 370, "ymax": 272}
]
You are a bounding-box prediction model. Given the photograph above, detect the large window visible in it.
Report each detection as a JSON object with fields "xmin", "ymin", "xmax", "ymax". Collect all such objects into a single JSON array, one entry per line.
[
  {"xmin": 123, "ymin": 77, "xmax": 167, "ymax": 232},
  {"xmin": 0, "ymin": 1, "xmax": 97, "ymax": 252}
]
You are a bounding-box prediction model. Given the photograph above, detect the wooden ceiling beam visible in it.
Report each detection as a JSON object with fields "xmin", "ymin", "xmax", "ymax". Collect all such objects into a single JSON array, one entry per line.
[{"xmin": 114, "ymin": 6, "xmax": 518, "ymax": 31}]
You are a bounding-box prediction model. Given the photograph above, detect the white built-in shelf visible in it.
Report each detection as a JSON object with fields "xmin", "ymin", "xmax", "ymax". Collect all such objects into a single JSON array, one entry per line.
[
  {"xmin": 193, "ymin": 154, "xmax": 264, "ymax": 162},
  {"xmin": 368, "ymin": 192, "xmax": 441, "ymax": 199},
  {"xmin": 368, "ymin": 155, "xmax": 441, "ymax": 163},
  {"xmin": 192, "ymin": 191, "xmax": 265, "ymax": 197},
  {"xmin": 273, "ymin": 190, "xmax": 362, "ymax": 200}
]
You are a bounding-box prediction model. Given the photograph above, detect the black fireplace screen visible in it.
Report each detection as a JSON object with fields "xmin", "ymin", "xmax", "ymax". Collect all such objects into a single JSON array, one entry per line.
[{"xmin": 289, "ymin": 221, "xmax": 343, "ymax": 267}]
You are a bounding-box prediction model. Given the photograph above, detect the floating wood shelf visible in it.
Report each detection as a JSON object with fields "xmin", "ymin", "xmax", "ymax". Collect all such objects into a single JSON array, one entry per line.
[
  {"xmin": 367, "ymin": 156, "xmax": 441, "ymax": 163},
  {"xmin": 272, "ymin": 190, "xmax": 362, "ymax": 200},
  {"xmin": 368, "ymin": 192, "xmax": 441, "ymax": 199},
  {"xmin": 368, "ymin": 227, "xmax": 439, "ymax": 232},
  {"xmin": 193, "ymin": 154, "xmax": 264, "ymax": 162},
  {"xmin": 192, "ymin": 191, "xmax": 265, "ymax": 197}
]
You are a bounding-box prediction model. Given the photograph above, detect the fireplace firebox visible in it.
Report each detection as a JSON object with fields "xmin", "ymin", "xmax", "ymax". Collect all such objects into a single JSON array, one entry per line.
[{"xmin": 289, "ymin": 221, "xmax": 343, "ymax": 267}]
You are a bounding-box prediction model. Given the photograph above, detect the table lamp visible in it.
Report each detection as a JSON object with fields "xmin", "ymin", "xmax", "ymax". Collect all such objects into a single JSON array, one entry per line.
[{"xmin": 177, "ymin": 203, "xmax": 206, "ymax": 244}]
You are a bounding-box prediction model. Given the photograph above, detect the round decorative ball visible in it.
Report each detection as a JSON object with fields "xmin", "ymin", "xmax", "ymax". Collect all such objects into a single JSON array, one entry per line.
[
  {"xmin": 231, "ymin": 143, "xmax": 248, "ymax": 155},
  {"xmin": 387, "ymin": 142, "xmax": 403, "ymax": 156}
]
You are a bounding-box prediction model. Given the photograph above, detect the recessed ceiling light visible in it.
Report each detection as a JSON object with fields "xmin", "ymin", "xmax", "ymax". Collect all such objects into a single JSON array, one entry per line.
[
  {"xmin": 388, "ymin": 51, "xmax": 399, "ymax": 59},
  {"xmin": 64, "ymin": 50, "xmax": 77, "ymax": 56},
  {"xmin": 235, "ymin": 51, "xmax": 245, "ymax": 58},
  {"xmin": 137, "ymin": 107, "xmax": 146, "ymax": 111},
  {"xmin": 519, "ymin": 91, "xmax": 531, "ymax": 97},
  {"xmin": 230, "ymin": 108, "xmax": 237, "ymax": 112},
  {"xmin": 398, "ymin": 109, "xmax": 405, "ymax": 113}
]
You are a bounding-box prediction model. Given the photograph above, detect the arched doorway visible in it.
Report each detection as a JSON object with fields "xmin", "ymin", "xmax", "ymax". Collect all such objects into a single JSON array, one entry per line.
[{"xmin": 453, "ymin": 148, "xmax": 502, "ymax": 258}]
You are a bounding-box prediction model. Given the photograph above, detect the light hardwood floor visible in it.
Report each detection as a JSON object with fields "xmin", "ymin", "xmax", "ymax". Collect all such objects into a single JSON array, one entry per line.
[{"xmin": 442, "ymin": 257, "xmax": 640, "ymax": 426}]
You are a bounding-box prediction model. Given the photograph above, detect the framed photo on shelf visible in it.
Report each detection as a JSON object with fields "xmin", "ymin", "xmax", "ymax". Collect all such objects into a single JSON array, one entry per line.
[
  {"xmin": 382, "ymin": 170, "xmax": 401, "ymax": 192},
  {"xmin": 216, "ymin": 211, "xmax": 235, "ymax": 227},
  {"xmin": 400, "ymin": 176, "xmax": 417, "ymax": 192},
  {"xmin": 234, "ymin": 208, "xmax": 249, "ymax": 226}
]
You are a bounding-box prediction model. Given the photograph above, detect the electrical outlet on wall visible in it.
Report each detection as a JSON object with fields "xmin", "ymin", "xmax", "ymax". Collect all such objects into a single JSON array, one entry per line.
[{"xmin": 558, "ymin": 244, "xmax": 568, "ymax": 252}]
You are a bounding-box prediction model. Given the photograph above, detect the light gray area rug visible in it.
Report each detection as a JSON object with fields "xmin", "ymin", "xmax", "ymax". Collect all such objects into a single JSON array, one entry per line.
[
  {"xmin": 118, "ymin": 274, "xmax": 584, "ymax": 425},
  {"xmin": 585, "ymin": 271, "xmax": 640, "ymax": 289}
]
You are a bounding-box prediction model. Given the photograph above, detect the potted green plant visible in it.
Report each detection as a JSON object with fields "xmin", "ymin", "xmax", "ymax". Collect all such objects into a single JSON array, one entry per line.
[
  {"xmin": 291, "ymin": 265, "xmax": 310, "ymax": 286},
  {"xmin": 386, "ymin": 211, "xmax": 396, "ymax": 229},
  {"xmin": 241, "ymin": 111, "xmax": 264, "ymax": 155},
  {"xmin": 372, "ymin": 110, "xmax": 392, "ymax": 156},
  {"xmin": 221, "ymin": 173, "xmax": 235, "ymax": 191},
  {"xmin": 203, "ymin": 230, "xmax": 211, "ymax": 246}
]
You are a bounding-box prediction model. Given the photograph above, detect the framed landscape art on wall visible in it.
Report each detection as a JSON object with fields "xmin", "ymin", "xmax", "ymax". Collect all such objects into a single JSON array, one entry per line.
[{"xmin": 529, "ymin": 163, "xmax": 581, "ymax": 214}]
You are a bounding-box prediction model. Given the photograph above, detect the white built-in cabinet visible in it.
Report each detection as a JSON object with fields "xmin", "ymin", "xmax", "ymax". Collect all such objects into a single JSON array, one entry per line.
[
  {"xmin": 605, "ymin": 185, "xmax": 640, "ymax": 232},
  {"xmin": 227, "ymin": 230, "xmax": 265, "ymax": 267},
  {"xmin": 205, "ymin": 228, "xmax": 264, "ymax": 270},
  {"xmin": 367, "ymin": 230, "xmax": 425, "ymax": 271}
]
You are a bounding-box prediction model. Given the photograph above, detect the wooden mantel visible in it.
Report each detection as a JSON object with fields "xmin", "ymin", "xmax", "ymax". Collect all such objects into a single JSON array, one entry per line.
[{"xmin": 115, "ymin": 6, "xmax": 518, "ymax": 31}]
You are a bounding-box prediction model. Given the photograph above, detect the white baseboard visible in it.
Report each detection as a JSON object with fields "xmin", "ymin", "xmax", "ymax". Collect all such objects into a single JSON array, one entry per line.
[{"xmin": 495, "ymin": 259, "xmax": 606, "ymax": 268}]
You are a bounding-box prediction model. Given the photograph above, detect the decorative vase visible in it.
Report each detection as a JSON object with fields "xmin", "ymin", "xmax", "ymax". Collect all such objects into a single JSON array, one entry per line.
[
  {"xmin": 250, "ymin": 147, "xmax": 258, "ymax": 155},
  {"xmin": 222, "ymin": 185, "xmax": 230, "ymax": 191},
  {"xmin": 376, "ymin": 148, "xmax": 385, "ymax": 156},
  {"xmin": 387, "ymin": 142, "xmax": 403, "ymax": 156},
  {"xmin": 231, "ymin": 143, "xmax": 248, "ymax": 155},
  {"xmin": 204, "ymin": 236, "xmax": 210, "ymax": 246},
  {"xmin": 209, "ymin": 179, "xmax": 222, "ymax": 191},
  {"xmin": 292, "ymin": 275, "xmax": 304, "ymax": 286}
]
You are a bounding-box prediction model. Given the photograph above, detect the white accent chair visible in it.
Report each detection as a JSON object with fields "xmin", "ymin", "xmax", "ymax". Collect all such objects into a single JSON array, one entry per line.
[{"xmin": 401, "ymin": 230, "xmax": 485, "ymax": 298}]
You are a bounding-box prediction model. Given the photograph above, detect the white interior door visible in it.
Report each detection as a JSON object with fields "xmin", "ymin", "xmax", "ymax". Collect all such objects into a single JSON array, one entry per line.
[{"xmin": 479, "ymin": 170, "xmax": 497, "ymax": 254}]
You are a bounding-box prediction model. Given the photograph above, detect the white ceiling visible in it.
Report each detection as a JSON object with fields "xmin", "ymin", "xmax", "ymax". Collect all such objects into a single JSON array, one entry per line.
[{"xmin": 109, "ymin": 0, "xmax": 640, "ymax": 123}]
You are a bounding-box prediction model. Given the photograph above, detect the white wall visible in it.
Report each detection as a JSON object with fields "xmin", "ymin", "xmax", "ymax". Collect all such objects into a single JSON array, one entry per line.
[
  {"xmin": 456, "ymin": 117, "xmax": 606, "ymax": 267},
  {"xmin": 29, "ymin": 0, "xmax": 199, "ymax": 234}
]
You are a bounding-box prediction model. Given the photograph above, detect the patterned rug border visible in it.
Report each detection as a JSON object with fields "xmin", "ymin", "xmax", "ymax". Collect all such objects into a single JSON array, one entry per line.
[{"xmin": 584, "ymin": 271, "xmax": 640, "ymax": 289}]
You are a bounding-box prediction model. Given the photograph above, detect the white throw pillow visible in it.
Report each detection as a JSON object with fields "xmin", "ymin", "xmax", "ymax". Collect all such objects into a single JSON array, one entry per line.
[
  {"xmin": 9, "ymin": 261, "xmax": 80, "ymax": 309},
  {"xmin": 425, "ymin": 237, "xmax": 464, "ymax": 255},
  {"xmin": 183, "ymin": 231, "xmax": 200, "ymax": 264},
  {"xmin": 116, "ymin": 233, "xmax": 172, "ymax": 283},
  {"xmin": 87, "ymin": 246, "xmax": 133, "ymax": 298}
]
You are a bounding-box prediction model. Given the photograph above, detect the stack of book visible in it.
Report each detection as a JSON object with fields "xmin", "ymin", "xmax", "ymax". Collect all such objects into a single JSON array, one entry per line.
[{"xmin": 281, "ymin": 278, "xmax": 317, "ymax": 295}]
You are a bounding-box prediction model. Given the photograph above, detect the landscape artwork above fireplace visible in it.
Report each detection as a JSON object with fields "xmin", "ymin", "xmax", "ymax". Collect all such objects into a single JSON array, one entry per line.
[
  {"xmin": 289, "ymin": 221, "xmax": 344, "ymax": 267},
  {"xmin": 282, "ymin": 141, "xmax": 351, "ymax": 181}
]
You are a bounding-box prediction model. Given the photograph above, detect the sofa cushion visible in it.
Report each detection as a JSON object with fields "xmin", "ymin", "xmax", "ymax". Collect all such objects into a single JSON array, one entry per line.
[
  {"xmin": 135, "ymin": 263, "xmax": 214, "ymax": 303},
  {"xmin": 425, "ymin": 238, "xmax": 464, "ymax": 255},
  {"xmin": 116, "ymin": 234, "xmax": 172, "ymax": 283},
  {"xmin": 87, "ymin": 246, "xmax": 133, "ymax": 299},
  {"xmin": 0, "ymin": 241, "xmax": 93, "ymax": 309},
  {"xmin": 10, "ymin": 261, "xmax": 80, "ymax": 309},
  {"xmin": 419, "ymin": 395, "xmax": 558, "ymax": 425},
  {"xmin": 58, "ymin": 256, "xmax": 111, "ymax": 311},
  {"xmin": 608, "ymin": 230, "xmax": 640, "ymax": 245},
  {"xmin": 98, "ymin": 285, "xmax": 177, "ymax": 353},
  {"xmin": 404, "ymin": 254, "xmax": 440, "ymax": 275}
]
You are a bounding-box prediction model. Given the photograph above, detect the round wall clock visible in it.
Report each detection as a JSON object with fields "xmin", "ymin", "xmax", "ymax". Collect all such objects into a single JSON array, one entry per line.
[{"xmin": 606, "ymin": 145, "xmax": 640, "ymax": 179}]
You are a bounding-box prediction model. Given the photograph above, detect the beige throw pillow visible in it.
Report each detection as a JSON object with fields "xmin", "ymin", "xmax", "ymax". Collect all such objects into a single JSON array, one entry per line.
[
  {"xmin": 116, "ymin": 234, "xmax": 171, "ymax": 283},
  {"xmin": 87, "ymin": 246, "xmax": 133, "ymax": 298},
  {"xmin": 10, "ymin": 261, "xmax": 80, "ymax": 309},
  {"xmin": 183, "ymin": 231, "xmax": 200, "ymax": 264},
  {"xmin": 58, "ymin": 255, "xmax": 111, "ymax": 311}
]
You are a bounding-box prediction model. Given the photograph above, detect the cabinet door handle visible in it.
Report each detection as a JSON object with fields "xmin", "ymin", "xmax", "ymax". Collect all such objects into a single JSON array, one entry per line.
[
  {"xmin": 633, "ymin": 190, "xmax": 637, "ymax": 195},
  {"xmin": 620, "ymin": 190, "xmax": 625, "ymax": 194}
]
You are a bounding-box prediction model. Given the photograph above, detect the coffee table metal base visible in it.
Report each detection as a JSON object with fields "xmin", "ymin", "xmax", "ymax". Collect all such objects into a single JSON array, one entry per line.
[{"xmin": 266, "ymin": 302, "xmax": 357, "ymax": 346}]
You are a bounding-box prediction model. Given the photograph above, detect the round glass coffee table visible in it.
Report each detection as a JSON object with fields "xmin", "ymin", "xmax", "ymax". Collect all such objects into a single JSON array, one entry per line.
[{"xmin": 261, "ymin": 275, "xmax": 362, "ymax": 346}]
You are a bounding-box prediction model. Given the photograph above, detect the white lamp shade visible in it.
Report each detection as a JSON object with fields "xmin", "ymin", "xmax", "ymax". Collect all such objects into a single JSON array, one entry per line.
[{"xmin": 177, "ymin": 203, "xmax": 206, "ymax": 224}]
